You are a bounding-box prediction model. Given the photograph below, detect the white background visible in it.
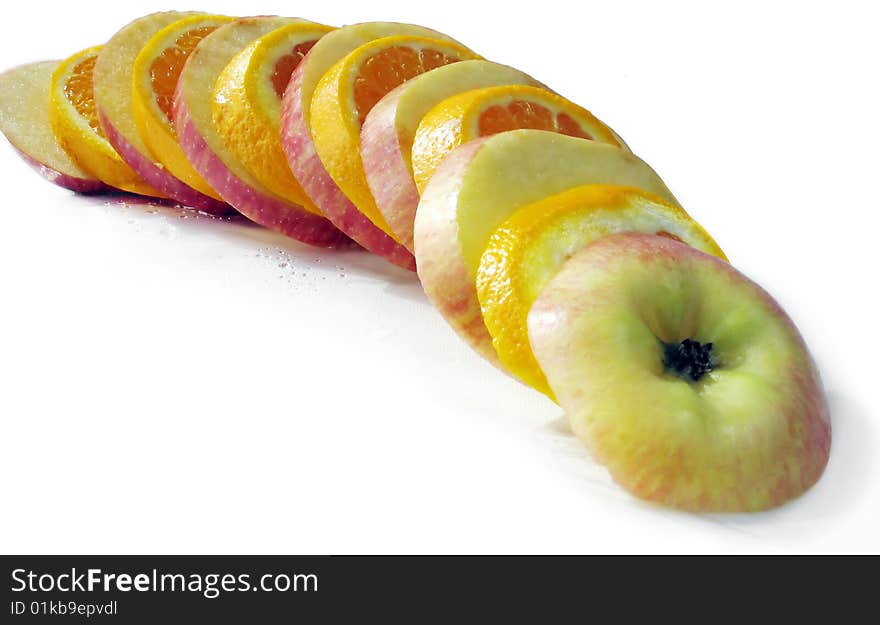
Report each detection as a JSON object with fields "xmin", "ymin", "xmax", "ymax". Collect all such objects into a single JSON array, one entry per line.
[{"xmin": 0, "ymin": 1, "xmax": 877, "ymax": 554}]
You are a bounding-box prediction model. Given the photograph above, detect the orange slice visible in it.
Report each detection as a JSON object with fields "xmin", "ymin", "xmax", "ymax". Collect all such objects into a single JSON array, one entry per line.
[
  {"xmin": 213, "ymin": 21, "xmax": 334, "ymax": 214},
  {"xmin": 309, "ymin": 35, "xmax": 479, "ymax": 239},
  {"xmin": 412, "ymin": 85, "xmax": 627, "ymax": 192},
  {"xmin": 476, "ymin": 185, "xmax": 726, "ymax": 397},
  {"xmin": 49, "ymin": 46, "xmax": 160, "ymax": 196},
  {"xmin": 132, "ymin": 14, "xmax": 234, "ymax": 200}
]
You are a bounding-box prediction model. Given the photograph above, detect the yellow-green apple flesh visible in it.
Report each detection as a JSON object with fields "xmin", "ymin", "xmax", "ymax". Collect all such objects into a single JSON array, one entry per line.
[
  {"xmin": 175, "ymin": 17, "xmax": 350, "ymax": 247},
  {"xmin": 413, "ymin": 129, "xmax": 678, "ymax": 366},
  {"xmin": 93, "ymin": 11, "xmax": 230, "ymax": 213},
  {"xmin": 279, "ymin": 22, "xmax": 469, "ymax": 270},
  {"xmin": 476, "ymin": 184, "xmax": 726, "ymax": 398},
  {"xmin": 360, "ymin": 60, "xmax": 542, "ymax": 252},
  {"xmin": 528, "ymin": 233, "xmax": 831, "ymax": 512},
  {"xmin": 0, "ymin": 61, "xmax": 105, "ymax": 193}
]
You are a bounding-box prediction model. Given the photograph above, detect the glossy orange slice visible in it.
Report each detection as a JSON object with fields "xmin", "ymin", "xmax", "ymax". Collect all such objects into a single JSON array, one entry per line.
[
  {"xmin": 132, "ymin": 14, "xmax": 234, "ymax": 200},
  {"xmin": 309, "ymin": 35, "xmax": 479, "ymax": 238},
  {"xmin": 50, "ymin": 46, "xmax": 160, "ymax": 196},
  {"xmin": 212, "ymin": 21, "xmax": 334, "ymax": 213},
  {"xmin": 412, "ymin": 85, "xmax": 628, "ymax": 192}
]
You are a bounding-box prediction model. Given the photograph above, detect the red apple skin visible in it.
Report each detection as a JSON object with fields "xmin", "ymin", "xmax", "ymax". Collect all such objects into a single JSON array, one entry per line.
[
  {"xmin": 98, "ymin": 110, "xmax": 231, "ymax": 214},
  {"xmin": 359, "ymin": 87, "xmax": 421, "ymax": 253},
  {"xmin": 174, "ymin": 82, "xmax": 353, "ymax": 248},
  {"xmin": 14, "ymin": 147, "xmax": 107, "ymax": 194},
  {"xmin": 279, "ymin": 61, "xmax": 416, "ymax": 269}
]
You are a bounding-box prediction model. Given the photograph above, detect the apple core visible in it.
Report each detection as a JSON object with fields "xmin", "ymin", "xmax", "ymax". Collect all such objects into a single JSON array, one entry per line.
[{"xmin": 662, "ymin": 338, "xmax": 716, "ymax": 382}]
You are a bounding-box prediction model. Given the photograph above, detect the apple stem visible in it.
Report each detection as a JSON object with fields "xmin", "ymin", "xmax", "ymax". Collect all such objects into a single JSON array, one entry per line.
[{"xmin": 663, "ymin": 339, "xmax": 715, "ymax": 382}]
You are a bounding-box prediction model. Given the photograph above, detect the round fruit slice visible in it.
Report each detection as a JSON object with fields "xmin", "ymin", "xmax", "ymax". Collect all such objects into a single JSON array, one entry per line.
[
  {"xmin": 412, "ymin": 85, "xmax": 627, "ymax": 193},
  {"xmin": 131, "ymin": 14, "xmax": 235, "ymax": 205},
  {"xmin": 175, "ymin": 17, "xmax": 349, "ymax": 248},
  {"xmin": 281, "ymin": 22, "xmax": 474, "ymax": 271},
  {"xmin": 49, "ymin": 46, "xmax": 161, "ymax": 197},
  {"xmin": 477, "ymin": 185, "xmax": 726, "ymax": 398},
  {"xmin": 414, "ymin": 129, "xmax": 677, "ymax": 365},
  {"xmin": 528, "ymin": 233, "xmax": 831, "ymax": 512},
  {"xmin": 94, "ymin": 11, "xmax": 228, "ymax": 211},
  {"xmin": 310, "ymin": 35, "xmax": 478, "ymax": 248},
  {"xmin": 0, "ymin": 61, "xmax": 105, "ymax": 193},
  {"xmin": 212, "ymin": 21, "xmax": 334, "ymax": 216},
  {"xmin": 361, "ymin": 60, "xmax": 543, "ymax": 252}
]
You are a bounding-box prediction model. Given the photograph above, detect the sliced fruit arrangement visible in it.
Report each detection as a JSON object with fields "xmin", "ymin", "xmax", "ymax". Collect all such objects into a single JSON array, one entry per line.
[
  {"xmin": 131, "ymin": 13, "xmax": 235, "ymax": 207},
  {"xmin": 176, "ymin": 17, "xmax": 350, "ymax": 247},
  {"xmin": 477, "ymin": 185, "xmax": 726, "ymax": 398},
  {"xmin": 94, "ymin": 10, "xmax": 228, "ymax": 211},
  {"xmin": 50, "ymin": 46, "xmax": 161, "ymax": 197},
  {"xmin": 361, "ymin": 60, "xmax": 543, "ymax": 251},
  {"xmin": 412, "ymin": 84, "xmax": 627, "ymax": 193},
  {"xmin": 213, "ymin": 21, "xmax": 334, "ymax": 216},
  {"xmin": 0, "ymin": 61, "xmax": 105, "ymax": 193},
  {"xmin": 528, "ymin": 234, "xmax": 830, "ymax": 512},
  {"xmin": 309, "ymin": 35, "xmax": 479, "ymax": 255},
  {"xmin": 281, "ymin": 21, "xmax": 474, "ymax": 270},
  {"xmin": 414, "ymin": 130, "xmax": 677, "ymax": 365},
  {"xmin": 0, "ymin": 11, "xmax": 830, "ymax": 512}
]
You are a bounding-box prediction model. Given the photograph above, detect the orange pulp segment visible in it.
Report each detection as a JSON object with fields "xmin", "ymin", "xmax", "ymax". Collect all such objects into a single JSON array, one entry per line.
[
  {"xmin": 477, "ymin": 101, "xmax": 593, "ymax": 139},
  {"xmin": 150, "ymin": 25, "xmax": 220, "ymax": 123}
]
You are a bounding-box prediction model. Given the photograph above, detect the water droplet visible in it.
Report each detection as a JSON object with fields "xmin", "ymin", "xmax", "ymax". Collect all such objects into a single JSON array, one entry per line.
[{"xmin": 279, "ymin": 262, "xmax": 288, "ymax": 268}]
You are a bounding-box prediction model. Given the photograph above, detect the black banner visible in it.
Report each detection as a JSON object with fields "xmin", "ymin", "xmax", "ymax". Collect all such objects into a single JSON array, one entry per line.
[{"xmin": 0, "ymin": 555, "xmax": 843, "ymax": 621}]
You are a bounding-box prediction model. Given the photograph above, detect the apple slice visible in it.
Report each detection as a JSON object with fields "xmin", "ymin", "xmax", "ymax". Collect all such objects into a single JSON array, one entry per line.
[
  {"xmin": 477, "ymin": 185, "xmax": 726, "ymax": 398},
  {"xmin": 175, "ymin": 17, "xmax": 350, "ymax": 248},
  {"xmin": 131, "ymin": 13, "xmax": 235, "ymax": 207},
  {"xmin": 360, "ymin": 60, "xmax": 542, "ymax": 252},
  {"xmin": 212, "ymin": 21, "xmax": 334, "ymax": 219},
  {"xmin": 94, "ymin": 11, "xmax": 228, "ymax": 212},
  {"xmin": 412, "ymin": 84, "xmax": 628, "ymax": 193},
  {"xmin": 0, "ymin": 61, "xmax": 105, "ymax": 193},
  {"xmin": 280, "ymin": 22, "xmax": 473, "ymax": 270},
  {"xmin": 528, "ymin": 233, "xmax": 831, "ymax": 512},
  {"xmin": 414, "ymin": 130, "xmax": 678, "ymax": 365}
]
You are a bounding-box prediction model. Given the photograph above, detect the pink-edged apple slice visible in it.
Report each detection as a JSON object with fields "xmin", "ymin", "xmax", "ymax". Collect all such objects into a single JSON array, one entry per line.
[
  {"xmin": 528, "ymin": 233, "xmax": 831, "ymax": 512},
  {"xmin": 93, "ymin": 11, "xmax": 230, "ymax": 213},
  {"xmin": 413, "ymin": 129, "xmax": 678, "ymax": 365},
  {"xmin": 360, "ymin": 60, "xmax": 542, "ymax": 252},
  {"xmin": 175, "ymin": 17, "xmax": 350, "ymax": 248},
  {"xmin": 0, "ymin": 61, "xmax": 105, "ymax": 193},
  {"xmin": 280, "ymin": 22, "xmax": 473, "ymax": 270}
]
